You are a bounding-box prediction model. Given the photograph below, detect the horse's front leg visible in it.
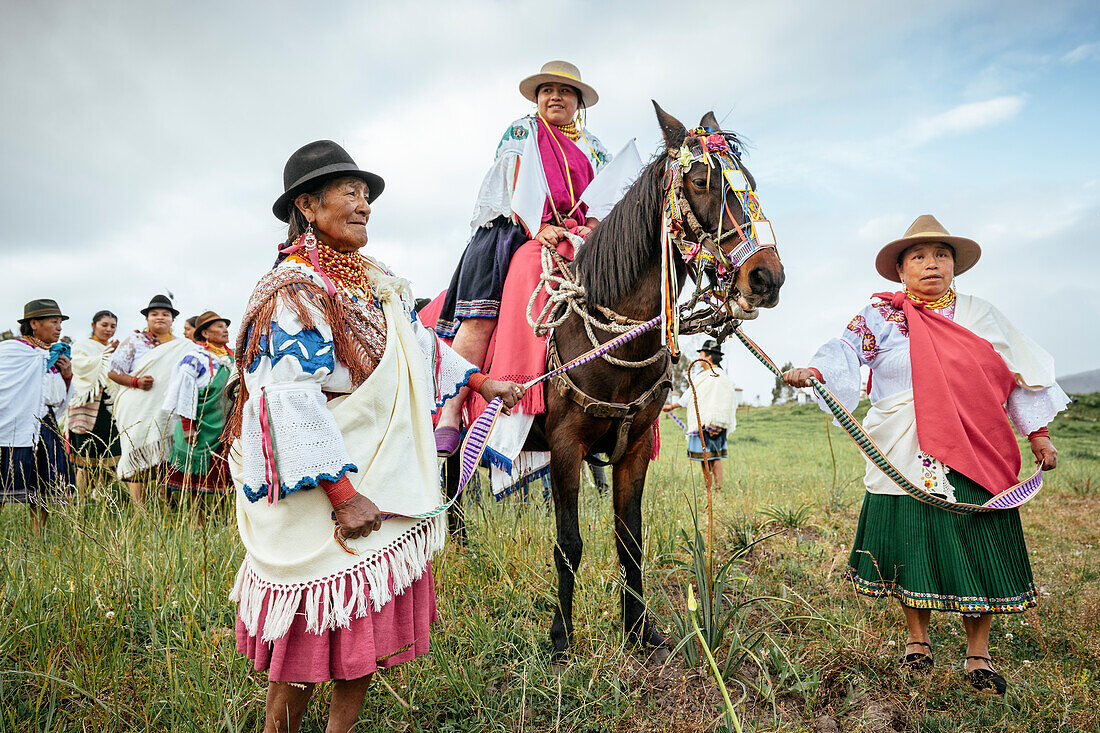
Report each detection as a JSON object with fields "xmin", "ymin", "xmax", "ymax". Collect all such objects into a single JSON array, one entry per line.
[
  {"xmin": 548, "ymin": 431, "xmax": 585, "ymax": 657},
  {"xmin": 612, "ymin": 423, "xmax": 666, "ymax": 652}
]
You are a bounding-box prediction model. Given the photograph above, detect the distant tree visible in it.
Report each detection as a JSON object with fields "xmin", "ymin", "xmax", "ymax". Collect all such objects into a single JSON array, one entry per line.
[{"xmin": 771, "ymin": 361, "xmax": 796, "ymax": 405}]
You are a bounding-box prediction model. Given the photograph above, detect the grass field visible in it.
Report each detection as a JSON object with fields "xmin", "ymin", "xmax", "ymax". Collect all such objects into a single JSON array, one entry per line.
[{"xmin": 2, "ymin": 394, "xmax": 1098, "ymax": 732}]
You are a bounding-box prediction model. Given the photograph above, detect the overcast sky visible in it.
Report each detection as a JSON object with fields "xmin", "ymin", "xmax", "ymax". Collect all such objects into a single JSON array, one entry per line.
[{"xmin": 2, "ymin": 0, "xmax": 1097, "ymax": 404}]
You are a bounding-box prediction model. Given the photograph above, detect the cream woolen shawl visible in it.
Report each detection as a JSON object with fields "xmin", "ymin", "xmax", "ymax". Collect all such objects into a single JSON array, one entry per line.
[
  {"xmin": 682, "ymin": 365, "xmax": 738, "ymax": 433},
  {"xmin": 230, "ymin": 272, "xmax": 446, "ymax": 643},
  {"xmin": 861, "ymin": 293, "xmax": 1058, "ymax": 498},
  {"xmin": 111, "ymin": 337, "xmax": 193, "ymax": 479},
  {"xmin": 70, "ymin": 338, "xmax": 112, "ymax": 409}
]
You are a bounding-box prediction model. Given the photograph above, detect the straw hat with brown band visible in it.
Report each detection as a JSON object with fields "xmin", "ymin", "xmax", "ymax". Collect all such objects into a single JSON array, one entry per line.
[
  {"xmin": 875, "ymin": 214, "xmax": 981, "ymax": 283},
  {"xmin": 519, "ymin": 60, "xmax": 599, "ymax": 107}
]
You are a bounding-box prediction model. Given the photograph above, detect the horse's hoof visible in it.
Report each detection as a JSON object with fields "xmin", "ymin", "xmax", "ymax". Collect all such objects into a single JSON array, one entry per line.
[
  {"xmin": 646, "ymin": 646, "xmax": 671, "ymax": 664},
  {"xmin": 640, "ymin": 625, "xmax": 667, "ymax": 650}
]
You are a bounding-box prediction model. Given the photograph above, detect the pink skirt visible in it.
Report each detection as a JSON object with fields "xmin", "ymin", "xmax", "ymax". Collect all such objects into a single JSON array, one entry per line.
[{"xmin": 236, "ymin": 565, "xmax": 437, "ymax": 683}]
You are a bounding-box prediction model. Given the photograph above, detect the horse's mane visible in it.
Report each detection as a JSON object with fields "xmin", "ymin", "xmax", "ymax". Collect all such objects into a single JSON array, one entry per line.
[
  {"xmin": 572, "ymin": 153, "xmax": 666, "ymax": 309},
  {"xmin": 573, "ymin": 129, "xmax": 747, "ymax": 310}
]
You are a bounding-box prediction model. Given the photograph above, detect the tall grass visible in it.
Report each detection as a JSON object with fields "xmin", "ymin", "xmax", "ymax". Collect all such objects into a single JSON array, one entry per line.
[{"xmin": 1, "ymin": 396, "xmax": 1098, "ymax": 731}]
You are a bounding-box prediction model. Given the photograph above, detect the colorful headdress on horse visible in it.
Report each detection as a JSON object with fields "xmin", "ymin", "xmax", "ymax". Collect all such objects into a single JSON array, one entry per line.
[{"xmin": 659, "ymin": 127, "xmax": 779, "ymax": 354}]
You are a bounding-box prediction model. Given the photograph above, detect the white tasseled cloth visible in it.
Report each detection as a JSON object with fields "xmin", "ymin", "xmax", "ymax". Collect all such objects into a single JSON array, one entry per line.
[{"xmin": 231, "ymin": 271, "xmax": 447, "ymax": 643}]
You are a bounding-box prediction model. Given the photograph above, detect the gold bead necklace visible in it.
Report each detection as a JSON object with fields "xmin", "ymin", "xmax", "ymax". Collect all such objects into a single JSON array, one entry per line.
[{"xmin": 905, "ymin": 289, "xmax": 956, "ymax": 310}]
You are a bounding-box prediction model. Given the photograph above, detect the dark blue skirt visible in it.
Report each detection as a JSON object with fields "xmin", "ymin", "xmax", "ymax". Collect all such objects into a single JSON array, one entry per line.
[
  {"xmin": 0, "ymin": 411, "xmax": 74, "ymax": 505},
  {"xmin": 434, "ymin": 217, "xmax": 529, "ymax": 338}
]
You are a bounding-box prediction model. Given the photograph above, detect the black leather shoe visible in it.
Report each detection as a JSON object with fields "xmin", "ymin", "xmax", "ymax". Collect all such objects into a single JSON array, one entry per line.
[
  {"xmin": 899, "ymin": 641, "xmax": 934, "ymax": 672},
  {"xmin": 966, "ymin": 655, "xmax": 1007, "ymax": 695}
]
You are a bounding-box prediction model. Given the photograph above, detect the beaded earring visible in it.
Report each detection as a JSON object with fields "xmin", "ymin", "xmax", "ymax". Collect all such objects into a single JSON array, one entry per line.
[{"xmin": 280, "ymin": 221, "xmax": 337, "ymax": 296}]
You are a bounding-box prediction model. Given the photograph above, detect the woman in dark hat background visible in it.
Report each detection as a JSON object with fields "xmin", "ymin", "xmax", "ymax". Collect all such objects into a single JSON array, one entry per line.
[
  {"xmin": 108, "ymin": 294, "xmax": 190, "ymax": 506},
  {"xmin": 783, "ymin": 215, "xmax": 1067, "ymax": 695},
  {"xmin": 68, "ymin": 309, "xmax": 121, "ymax": 494},
  {"xmin": 162, "ymin": 311, "xmax": 235, "ymax": 506},
  {"xmin": 0, "ymin": 299, "xmax": 75, "ymax": 534},
  {"xmin": 663, "ymin": 339, "xmax": 739, "ymax": 489}
]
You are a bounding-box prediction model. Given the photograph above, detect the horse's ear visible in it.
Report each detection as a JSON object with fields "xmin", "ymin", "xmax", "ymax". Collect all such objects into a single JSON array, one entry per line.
[
  {"xmin": 699, "ymin": 111, "xmax": 721, "ymax": 132},
  {"xmin": 652, "ymin": 100, "xmax": 687, "ymax": 151}
]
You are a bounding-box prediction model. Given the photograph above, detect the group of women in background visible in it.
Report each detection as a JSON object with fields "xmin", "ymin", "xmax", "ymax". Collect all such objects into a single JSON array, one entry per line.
[
  {"xmin": 0, "ymin": 57, "xmax": 1075, "ymax": 730},
  {"xmin": 0, "ymin": 293, "xmax": 238, "ymax": 531}
]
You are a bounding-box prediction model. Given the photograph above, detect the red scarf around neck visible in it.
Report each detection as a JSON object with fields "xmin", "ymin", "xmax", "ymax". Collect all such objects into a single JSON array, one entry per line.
[{"xmin": 874, "ymin": 291, "xmax": 1020, "ymax": 496}]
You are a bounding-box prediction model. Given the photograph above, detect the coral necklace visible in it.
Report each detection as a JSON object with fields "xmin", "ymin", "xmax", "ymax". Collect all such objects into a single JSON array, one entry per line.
[{"xmin": 316, "ymin": 244, "xmax": 368, "ymax": 293}]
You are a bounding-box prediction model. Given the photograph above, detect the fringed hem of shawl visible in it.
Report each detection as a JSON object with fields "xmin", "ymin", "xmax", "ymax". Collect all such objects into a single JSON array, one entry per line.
[
  {"xmin": 230, "ymin": 514, "xmax": 445, "ymax": 643},
  {"xmin": 116, "ymin": 436, "xmax": 171, "ymax": 480}
]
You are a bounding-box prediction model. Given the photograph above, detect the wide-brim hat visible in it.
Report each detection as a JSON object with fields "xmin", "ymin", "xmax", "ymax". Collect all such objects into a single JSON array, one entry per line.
[
  {"xmin": 192, "ymin": 310, "xmax": 231, "ymax": 340},
  {"xmin": 18, "ymin": 298, "xmax": 68, "ymax": 324},
  {"xmin": 272, "ymin": 140, "xmax": 385, "ymax": 222},
  {"xmin": 875, "ymin": 214, "xmax": 981, "ymax": 282},
  {"xmin": 519, "ymin": 60, "xmax": 599, "ymax": 107},
  {"xmin": 141, "ymin": 294, "xmax": 180, "ymax": 318}
]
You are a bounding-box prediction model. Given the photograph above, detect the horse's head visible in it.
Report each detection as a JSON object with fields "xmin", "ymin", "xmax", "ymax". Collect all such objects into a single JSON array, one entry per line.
[{"xmin": 653, "ymin": 102, "xmax": 785, "ymax": 311}]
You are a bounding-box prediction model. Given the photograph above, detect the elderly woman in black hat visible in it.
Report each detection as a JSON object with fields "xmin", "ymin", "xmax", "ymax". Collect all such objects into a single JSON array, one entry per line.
[
  {"xmin": 162, "ymin": 311, "xmax": 235, "ymax": 503},
  {"xmin": 0, "ymin": 299, "xmax": 75, "ymax": 534},
  {"xmin": 224, "ymin": 140, "xmax": 524, "ymax": 732},
  {"xmin": 108, "ymin": 295, "xmax": 192, "ymax": 506},
  {"xmin": 663, "ymin": 340, "xmax": 739, "ymax": 489},
  {"xmin": 782, "ymin": 215, "xmax": 1067, "ymax": 695}
]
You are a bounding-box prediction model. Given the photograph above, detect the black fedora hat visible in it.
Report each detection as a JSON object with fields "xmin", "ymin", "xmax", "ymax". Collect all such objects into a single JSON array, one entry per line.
[
  {"xmin": 18, "ymin": 298, "xmax": 68, "ymax": 324},
  {"xmin": 272, "ymin": 140, "xmax": 385, "ymax": 222},
  {"xmin": 699, "ymin": 339, "xmax": 722, "ymax": 355},
  {"xmin": 141, "ymin": 294, "xmax": 180, "ymax": 318}
]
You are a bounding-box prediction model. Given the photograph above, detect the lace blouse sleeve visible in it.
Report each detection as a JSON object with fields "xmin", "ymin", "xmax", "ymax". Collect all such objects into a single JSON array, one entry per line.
[
  {"xmin": 162, "ymin": 351, "xmax": 210, "ymax": 422},
  {"xmin": 109, "ymin": 337, "xmax": 136, "ymax": 375},
  {"xmin": 1006, "ymin": 382, "xmax": 1071, "ymax": 437},
  {"xmin": 808, "ymin": 308, "xmax": 878, "ymax": 414},
  {"xmin": 409, "ymin": 309, "xmax": 478, "ymax": 411},
  {"xmin": 236, "ymin": 293, "xmax": 356, "ymax": 503}
]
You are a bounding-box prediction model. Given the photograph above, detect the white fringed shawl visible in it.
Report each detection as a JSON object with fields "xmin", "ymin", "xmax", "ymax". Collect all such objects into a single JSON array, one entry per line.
[
  {"xmin": 110, "ymin": 337, "xmax": 193, "ymax": 479},
  {"xmin": 681, "ymin": 365, "xmax": 738, "ymax": 433},
  {"xmin": 230, "ymin": 271, "xmax": 446, "ymax": 643}
]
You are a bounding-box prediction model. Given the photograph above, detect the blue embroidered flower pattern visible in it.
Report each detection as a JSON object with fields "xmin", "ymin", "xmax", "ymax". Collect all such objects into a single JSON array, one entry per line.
[{"xmin": 247, "ymin": 323, "xmax": 336, "ymax": 375}]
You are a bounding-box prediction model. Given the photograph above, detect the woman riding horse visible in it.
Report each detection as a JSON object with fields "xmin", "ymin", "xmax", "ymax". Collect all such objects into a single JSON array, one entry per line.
[{"xmin": 429, "ymin": 60, "xmax": 610, "ymax": 455}]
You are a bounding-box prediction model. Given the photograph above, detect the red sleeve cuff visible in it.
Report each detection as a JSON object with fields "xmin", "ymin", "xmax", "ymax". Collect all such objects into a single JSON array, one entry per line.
[
  {"xmin": 466, "ymin": 371, "xmax": 488, "ymax": 394},
  {"xmin": 320, "ymin": 474, "xmax": 358, "ymax": 507},
  {"xmin": 180, "ymin": 417, "xmax": 193, "ymax": 431},
  {"xmin": 1027, "ymin": 426, "xmax": 1049, "ymax": 440},
  {"xmin": 808, "ymin": 368, "xmax": 824, "ymax": 382}
]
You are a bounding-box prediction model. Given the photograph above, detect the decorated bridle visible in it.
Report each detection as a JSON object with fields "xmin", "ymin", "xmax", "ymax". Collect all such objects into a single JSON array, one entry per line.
[{"xmin": 659, "ymin": 127, "xmax": 780, "ymax": 352}]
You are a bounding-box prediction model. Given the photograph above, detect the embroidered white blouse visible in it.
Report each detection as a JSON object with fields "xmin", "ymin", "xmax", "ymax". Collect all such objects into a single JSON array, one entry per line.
[
  {"xmin": 110, "ymin": 331, "xmax": 164, "ymax": 375},
  {"xmin": 470, "ymin": 116, "xmax": 611, "ymax": 231},
  {"xmin": 162, "ymin": 344, "xmax": 235, "ymax": 422},
  {"xmin": 237, "ymin": 259, "xmax": 476, "ymax": 502},
  {"xmin": 808, "ymin": 294, "xmax": 1069, "ymax": 497}
]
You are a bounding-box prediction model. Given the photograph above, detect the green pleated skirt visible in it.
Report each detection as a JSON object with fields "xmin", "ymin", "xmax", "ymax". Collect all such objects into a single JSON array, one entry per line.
[{"xmin": 844, "ymin": 470, "xmax": 1036, "ymax": 614}]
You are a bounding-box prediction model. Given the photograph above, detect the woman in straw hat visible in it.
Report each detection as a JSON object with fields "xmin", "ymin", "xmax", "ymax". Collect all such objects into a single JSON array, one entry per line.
[
  {"xmin": 67, "ymin": 309, "xmax": 121, "ymax": 494},
  {"xmin": 424, "ymin": 60, "xmax": 611, "ymax": 455},
  {"xmin": 161, "ymin": 311, "xmax": 235, "ymax": 503},
  {"xmin": 0, "ymin": 299, "xmax": 75, "ymax": 534},
  {"xmin": 783, "ymin": 215, "xmax": 1068, "ymax": 695},
  {"xmin": 227, "ymin": 140, "xmax": 523, "ymax": 731},
  {"xmin": 108, "ymin": 294, "xmax": 190, "ymax": 507}
]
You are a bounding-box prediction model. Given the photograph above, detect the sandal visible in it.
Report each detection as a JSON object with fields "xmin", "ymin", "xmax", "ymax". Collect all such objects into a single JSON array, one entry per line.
[
  {"xmin": 965, "ymin": 655, "xmax": 1007, "ymax": 695},
  {"xmin": 899, "ymin": 641, "xmax": 934, "ymax": 672}
]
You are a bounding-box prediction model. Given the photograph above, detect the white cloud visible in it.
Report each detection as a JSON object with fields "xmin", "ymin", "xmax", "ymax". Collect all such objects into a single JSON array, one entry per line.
[
  {"xmin": 903, "ymin": 96, "xmax": 1025, "ymax": 147},
  {"xmin": 1062, "ymin": 41, "xmax": 1100, "ymax": 64}
]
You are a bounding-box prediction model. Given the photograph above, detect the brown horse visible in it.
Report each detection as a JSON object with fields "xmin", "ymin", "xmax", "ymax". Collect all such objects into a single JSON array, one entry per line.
[{"xmin": 446, "ymin": 102, "xmax": 785, "ymax": 656}]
